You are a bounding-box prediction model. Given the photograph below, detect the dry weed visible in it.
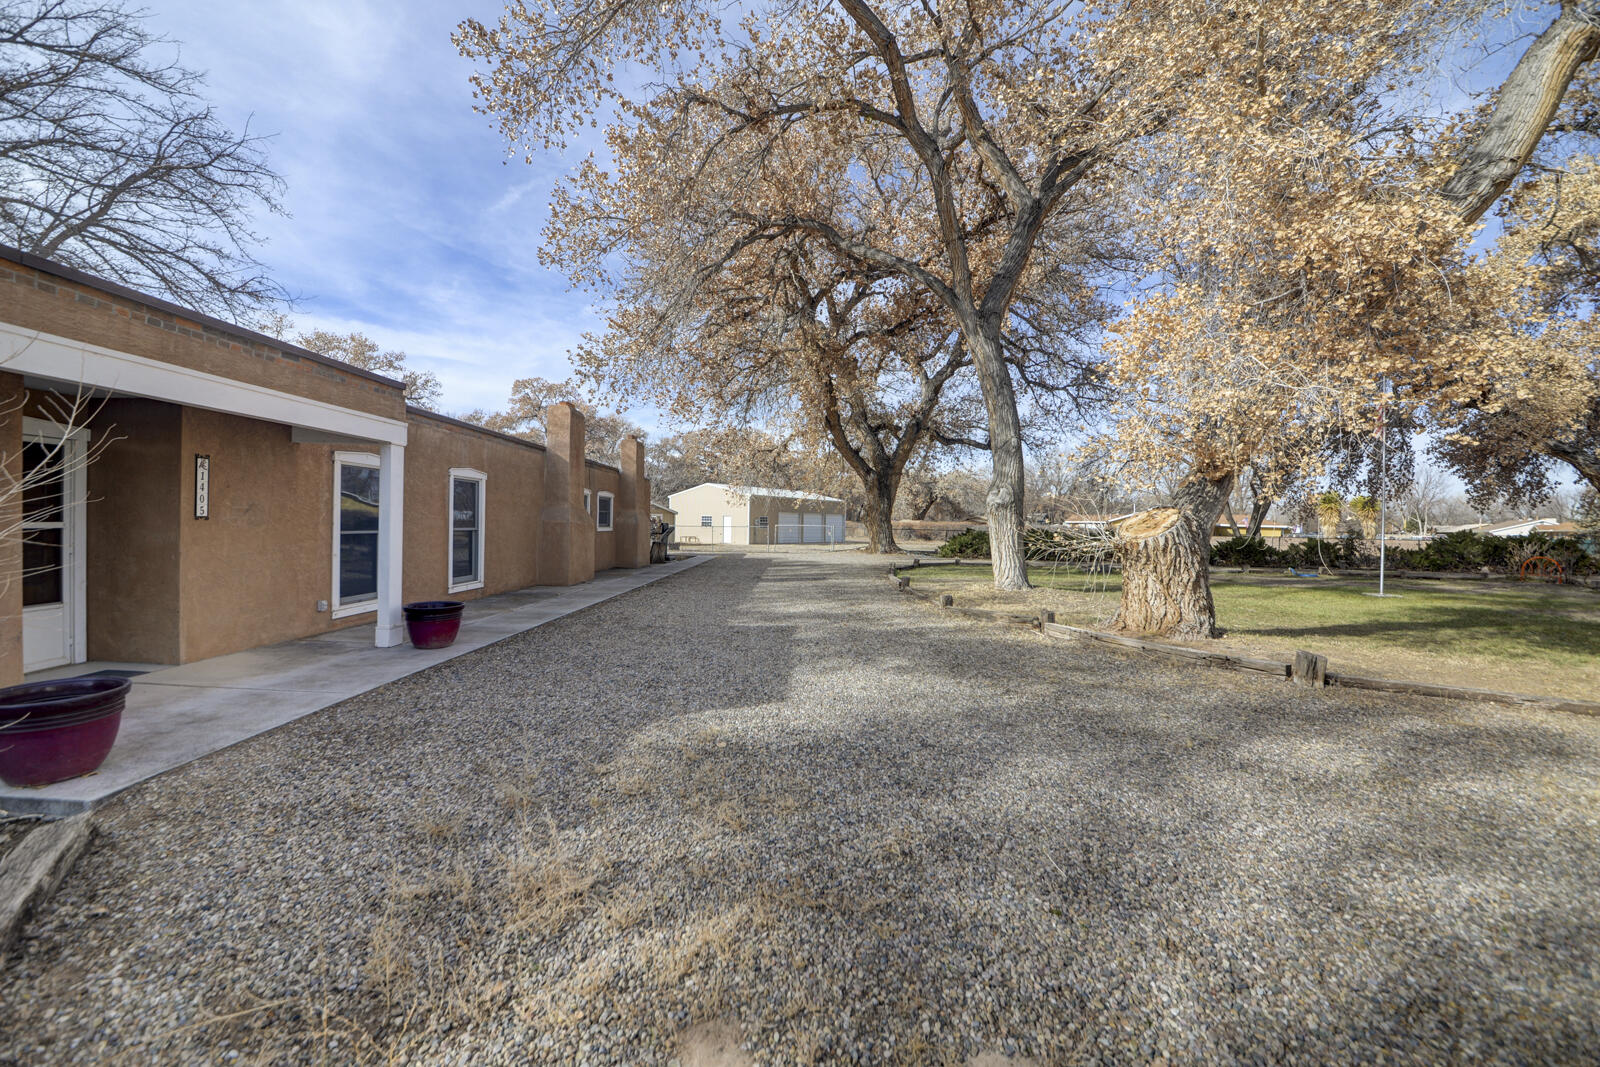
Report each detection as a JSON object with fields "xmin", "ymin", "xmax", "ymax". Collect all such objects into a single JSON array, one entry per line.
[
  {"xmin": 616, "ymin": 773, "xmax": 652, "ymax": 797},
  {"xmin": 657, "ymin": 903, "xmax": 752, "ymax": 983},
  {"xmin": 505, "ymin": 813, "xmax": 601, "ymax": 936},
  {"xmin": 600, "ymin": 886, "xmax": 651, "ymax": 932},
  {"xmin": 418, "ymin": 811, "xmax": 464, "ymax": 841}
]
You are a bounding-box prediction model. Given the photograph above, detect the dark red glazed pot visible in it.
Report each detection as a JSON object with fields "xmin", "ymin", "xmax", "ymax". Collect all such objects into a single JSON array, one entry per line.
[
  {"xmin": 403, "ymin": 601, "xmax": 465, "ymax": 650},
  {"xmin": 0, "ymin": 677, "xmax": 130, "ymax": 787}
]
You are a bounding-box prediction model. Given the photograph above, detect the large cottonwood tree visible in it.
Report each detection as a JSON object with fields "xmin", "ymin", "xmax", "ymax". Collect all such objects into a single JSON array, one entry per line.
[
  {"xmin": 1434, "ymin": 153, "xmax": 1600, "ymax": 505},
  {"xmin": 1098, "ymin": 0, "xmax": 1598, "ymax": 637},
  {"xmin": 558, "ymin": 176, "xmax": 1105, "ymax": 551},
  {"xmin": 458, "ymin": 0, "xmax": 1196, "ymax": 588}
]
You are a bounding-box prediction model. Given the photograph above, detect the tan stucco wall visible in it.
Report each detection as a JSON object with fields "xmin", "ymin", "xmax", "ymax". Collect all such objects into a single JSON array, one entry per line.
[
  {"xmin": 1, "ymin": 258, "xmax": 404, "ymax": 420},
  {"xmin": 0, "ymin": 389, "xmax": 653, "ymax": 673},
  {"xmin": 176, "ymin": 408, "xmax": 352, "ymax": 663},
  {"xmin": 0, "ymin": 373, "xmax": 24, "ymax": 684},
  {"xmin": 402, "ymin": 413, "xmax": 545, "ymax": 604},
  {"xmin": 84, "ymin": 398, "xmax": 184, "ymax": 663},
  {"xmin": 587, "ymin": 462, "xmax": 621, "ymax": 571}
]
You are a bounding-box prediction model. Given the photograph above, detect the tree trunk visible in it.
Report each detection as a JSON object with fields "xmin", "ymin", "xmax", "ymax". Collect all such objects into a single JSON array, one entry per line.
[
  {"xmin": 859, "ymin": 472, "xmax": 900, "ymax": 553},
  {"xmin": 1549, "ymin": 431, "xmax": 1600, "ymax": 495},
  {"xmin": 968, "ymin": 330, "xmax": 1030, "ymax": 590},
  {"xmin": 819, "ymin": 387, "xmax": 909, "ymax": 555},
  {"xmin": 1244, "ymin": 494, "xmax": 1272, "ymax": 539},
  {"xmin": 1112, "ymin": 473, "xmax": 1234, "ymax": 638},
  {"xmin": 1440, "ymin": 3, "xmax": 1600, "ymax": 225}
]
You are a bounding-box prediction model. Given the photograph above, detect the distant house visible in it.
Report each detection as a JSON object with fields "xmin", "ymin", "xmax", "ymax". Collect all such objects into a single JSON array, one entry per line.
[
  {"xmin": 650, "ymin": 502, "xmax": 677, "ymax": 526},
  {"xmin": 1055, "ymin": 513, "xmax": 1294, "ymax": 539},
  {"xmin": 1479, "ymin": 518, "xmax": 1581, "ymax": 538},
  {"xmin": 667, "ymin": 483, "xmax": 846, "ymax": 545},
  {"xmin": 1209, "ymin": 520, "xmax": 1294, "ymax": 540},
  {"xmin": 1053, "ymin": 513, "xmax": 1138, "ymax": 533}
]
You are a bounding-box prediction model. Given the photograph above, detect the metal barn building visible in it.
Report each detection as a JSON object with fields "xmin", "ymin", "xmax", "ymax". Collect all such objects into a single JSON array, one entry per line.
[{"xmin": 667, "ymin": 483, "xmax": 846, "ymax": 546}]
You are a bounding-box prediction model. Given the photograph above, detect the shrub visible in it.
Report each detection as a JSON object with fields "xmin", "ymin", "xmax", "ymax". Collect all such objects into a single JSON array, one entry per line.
[
  {"xmin": 1518, "ymin": 533, "xmax": 1598, "ymax": 577},
  {"xmin": 1210, "ymin": 536, "xmax": 1282, "ymax": 567},
  {"xmin": 1410, "ymin": 530, "xmax": 1515, "ymax": 572},
  {"xmin": 936, "ymin": 527, "xmax": 990, "ymax": 558}
]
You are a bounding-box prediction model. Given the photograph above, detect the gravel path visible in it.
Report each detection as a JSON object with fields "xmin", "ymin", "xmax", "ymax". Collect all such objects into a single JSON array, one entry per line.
[{"xmin": 1, "ymin": 551, "xmax": 1597, "ymax": 1065}]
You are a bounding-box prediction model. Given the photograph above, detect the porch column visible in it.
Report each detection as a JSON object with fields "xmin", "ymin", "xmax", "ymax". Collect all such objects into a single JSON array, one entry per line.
[{"xmin": 375, "ymin": 441, "xmax": 406, "ymax": 647}]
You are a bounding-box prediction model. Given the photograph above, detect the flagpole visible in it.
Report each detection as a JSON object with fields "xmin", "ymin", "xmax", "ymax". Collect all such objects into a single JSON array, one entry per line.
[{"xmin": 1378, "ymin": 415, "xmax": 1387, "ymax": 597}]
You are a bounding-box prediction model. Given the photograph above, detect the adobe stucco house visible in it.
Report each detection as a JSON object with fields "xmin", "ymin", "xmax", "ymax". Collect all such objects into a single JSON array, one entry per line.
[
  {"xmin": 667, "ymin": 483, "xmax": 846, "ymax": 545},
  {"xmin": 0, "ymin": 245, "xmax": 650, "ymax": 685}
]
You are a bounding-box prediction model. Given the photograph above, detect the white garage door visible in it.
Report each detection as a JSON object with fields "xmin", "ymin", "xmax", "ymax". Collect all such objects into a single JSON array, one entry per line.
[
  {"xmin": 803, "ymin": 512, "xmax": 824, "ymax": 543},
  {"xmin": 826, "ymin": 513, "xmax": 845, "ymax": 543},
  {"xmin": 778, "ymin": 512, "xmax": 801, "ymax": 544}
]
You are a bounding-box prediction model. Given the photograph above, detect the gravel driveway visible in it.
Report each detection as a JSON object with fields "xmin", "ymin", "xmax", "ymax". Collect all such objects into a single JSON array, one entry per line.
[{"xmin": 2, "ymin": 551, "xmax": 1597, "ymax": 1065}]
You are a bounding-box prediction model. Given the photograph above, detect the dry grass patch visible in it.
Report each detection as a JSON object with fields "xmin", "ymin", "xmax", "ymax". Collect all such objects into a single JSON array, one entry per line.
[
  {"xmin": 910, "ymin": 564, "xmax": 1600, "ymax": 701},
  {"xmin": 505, "ymin": 814, "xmax": 604, "ymax": 937}
]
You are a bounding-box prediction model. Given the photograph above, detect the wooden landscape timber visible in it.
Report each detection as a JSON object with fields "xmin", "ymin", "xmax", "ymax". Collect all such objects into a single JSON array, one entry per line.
[{"xmin": 889, "ymin": 565, "xmax": 1600, "ymax": 717}]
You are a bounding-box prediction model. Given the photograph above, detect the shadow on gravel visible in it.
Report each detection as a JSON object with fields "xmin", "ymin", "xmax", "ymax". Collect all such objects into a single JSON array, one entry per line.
[{"xmin": 3, "ymin": 552, "xmax": 1596, "ymax": 1066}]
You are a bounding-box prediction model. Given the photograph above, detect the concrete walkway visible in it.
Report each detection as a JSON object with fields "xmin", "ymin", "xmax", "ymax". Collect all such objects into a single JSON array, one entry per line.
[{"xmin": 0, "ymin": 556, "xmax": 708, "ymax": 815}]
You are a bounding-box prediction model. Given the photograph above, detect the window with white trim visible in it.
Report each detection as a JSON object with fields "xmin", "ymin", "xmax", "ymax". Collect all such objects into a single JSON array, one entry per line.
[
  {"xmin": 333, "ymin": 452, "xmax": 380, "ymax": 616},
  {"xmin": 700, "ymin": 515, "xmax": 712, "ymax": 527},
  {"xmin": 756, "ymin": 516, "xmax": 769, "ymax": 529},
  {"xmin": 596, "ymin": 491, "xmax": 614, "ymax": 531},
  {"xmin": 449, "ymin": 468, "xmax": 487, "ymax": 592}
]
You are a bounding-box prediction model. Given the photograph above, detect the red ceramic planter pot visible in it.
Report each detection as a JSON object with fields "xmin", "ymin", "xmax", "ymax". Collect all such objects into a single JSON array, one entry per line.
[
  {"xmin": 0, "ymin": 677, "xmax": 130, "ymax": 788},
  {"xmin": 403, "ymin": 601, "xmax": 465, "ymax": 650}
]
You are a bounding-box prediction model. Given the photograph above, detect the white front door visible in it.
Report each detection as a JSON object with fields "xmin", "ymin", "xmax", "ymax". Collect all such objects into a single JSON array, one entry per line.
[
  {"xmin": 723, "ymin": 515, "xmax": 734, "ymax": 544},
  {"xmin": 21, "ymin": 423, "xmax": 88, "ymax": 673}
]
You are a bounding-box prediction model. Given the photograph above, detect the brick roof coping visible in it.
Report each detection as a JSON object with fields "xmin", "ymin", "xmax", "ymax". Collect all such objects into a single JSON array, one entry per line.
[{"xmin": 0, "ymin": 242, "xmax": 405, "ymax": 393}]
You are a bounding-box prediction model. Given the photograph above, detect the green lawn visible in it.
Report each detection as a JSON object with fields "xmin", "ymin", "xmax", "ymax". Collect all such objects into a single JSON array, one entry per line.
[{"xmin": 908, "ymin": 564, "xmax": 1600, "ymax": 702}]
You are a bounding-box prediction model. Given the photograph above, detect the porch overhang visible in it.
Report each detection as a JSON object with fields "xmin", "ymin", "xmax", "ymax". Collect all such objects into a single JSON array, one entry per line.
[
  {"xmin": 0, "ymin": 322, "xmax": 407, "ymax": 446},
  {"xmin": 2, "ymin": 321, "xmax": 410, "ymax": 650}
]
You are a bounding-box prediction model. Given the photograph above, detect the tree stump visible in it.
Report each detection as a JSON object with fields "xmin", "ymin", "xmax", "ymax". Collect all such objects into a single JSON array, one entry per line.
[
  {"xmin": 940, "ymin": 594, "xmax": 954, "ymax": 608},
  {"xmin": 1111, "ymin": 507, "xmax": 1219, "ymax": 638},
  {"xmin": 1291, "ymin": 650, "xmax": 1328, "ymax": 688}
]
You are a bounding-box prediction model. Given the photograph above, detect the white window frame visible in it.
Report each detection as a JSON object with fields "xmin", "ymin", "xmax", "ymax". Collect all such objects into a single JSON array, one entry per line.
[
  {"xmin": 596, "ymin": 490, "xmax": 614, "ymax": 531},
  {"xmin": 584, "ymin": 488, "xmax": 592, "ymax": 514},
  {"xmin": 448, "ymin": 467, "xmax": 488, "ymax": 594},
  {"xmin": 756, "ymin": 516, "xmax": 769, "ymax": 528},
  {"xmin": 332, "ymin": 451, "xmax": 381, "ymax": 618},
  {"xmin": 700, "ymin": 515, "xmax": 713, "ymax": 527}
]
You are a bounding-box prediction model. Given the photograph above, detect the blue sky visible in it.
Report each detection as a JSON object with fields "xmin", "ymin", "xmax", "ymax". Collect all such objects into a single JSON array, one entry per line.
[
  {"xmin": 138, "ymin": 1, "xmax": 1581, "ymax": 507},
  {"xmin": 145, "ymin": 0, "xmax": 614, "ymax": 422}
]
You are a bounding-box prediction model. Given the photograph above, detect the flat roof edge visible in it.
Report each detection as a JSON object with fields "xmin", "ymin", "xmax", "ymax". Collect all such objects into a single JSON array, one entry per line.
[
  {"xmin": 406, "ymin": 406, "xmax": 548, "ymax": 451},
  {"xmin": 0, "ymin": 243, "xmax": 406, "ymax": 392}
]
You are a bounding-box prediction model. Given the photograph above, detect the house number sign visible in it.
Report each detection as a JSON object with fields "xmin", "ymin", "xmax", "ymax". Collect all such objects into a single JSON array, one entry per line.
[{"xmin": 195, "ymin": 454, "xmax": 210, "ymax": 519}]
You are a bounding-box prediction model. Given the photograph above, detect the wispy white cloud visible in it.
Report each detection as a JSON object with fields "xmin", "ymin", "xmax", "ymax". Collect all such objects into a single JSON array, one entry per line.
[{"xmin": 143, "ymin": 1, "xmax": 641, "ymax": 421}]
